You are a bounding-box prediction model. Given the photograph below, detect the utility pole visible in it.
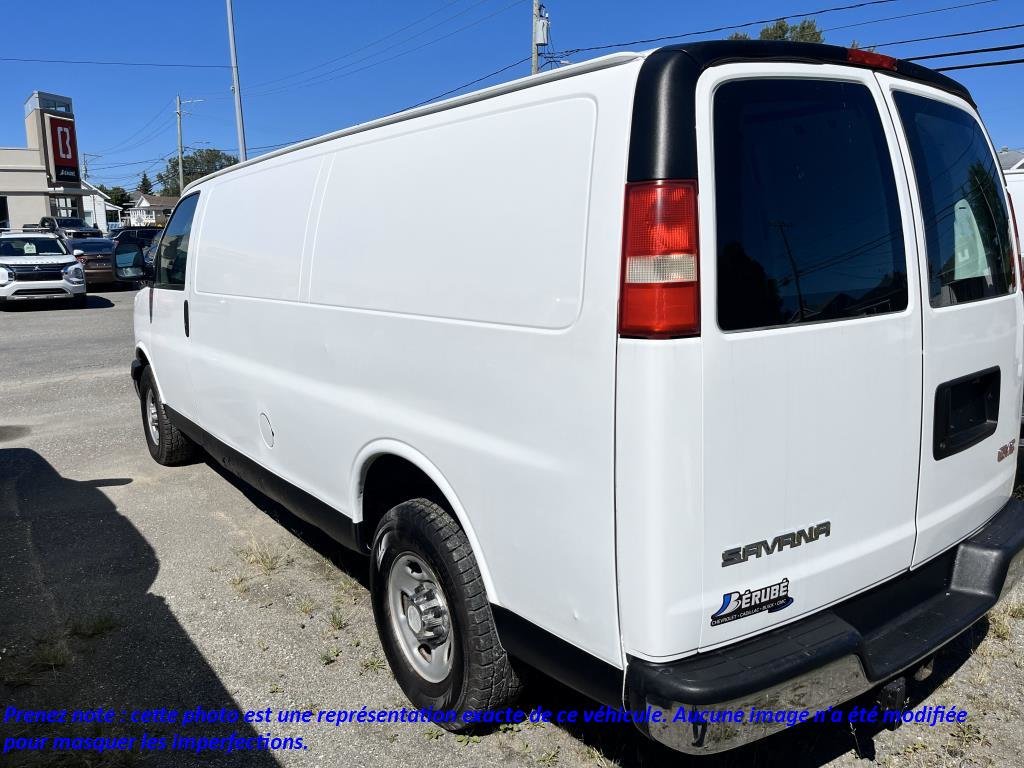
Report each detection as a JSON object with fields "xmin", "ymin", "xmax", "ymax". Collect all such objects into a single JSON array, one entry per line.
[
  {"xmin": 226, "ymin": 0, "xmax": 247, "ymax": 160},
  {"xmin": 175, "ymin": 95, "xmax": 204, "ymax": 195},
  {"xmin": 176, "ymin": 95, "xmax": 185, "ymax": 195},
  {"xmin": 82, "ymin": 153, "xmax": 101, "ymax": 181},
  {"xmin": 531, "ymin": 2, "xmax": 549, "ymax": 74}
]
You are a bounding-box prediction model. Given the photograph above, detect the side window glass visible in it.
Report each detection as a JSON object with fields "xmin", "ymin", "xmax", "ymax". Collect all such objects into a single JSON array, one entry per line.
[
  {"xmin": 714, "ymin": 78, "xmax": 908, "ymax": 332},
  {"xmin": 893, "ymin": 92, "xmax": 1014, "ymax": 307},
  {"xmin": 155, "ymin": 194, "xmax": 200, "ymax": 289}
]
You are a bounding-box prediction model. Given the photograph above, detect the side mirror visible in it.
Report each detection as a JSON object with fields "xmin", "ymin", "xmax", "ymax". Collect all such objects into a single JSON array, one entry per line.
[{"xmin": 114, "ymin": 242, "xmax": 152, "ymax": 283}]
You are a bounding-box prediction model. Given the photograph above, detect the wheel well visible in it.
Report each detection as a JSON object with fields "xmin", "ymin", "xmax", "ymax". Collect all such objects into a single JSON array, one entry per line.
[{"xmin": 360, "ymin": 454, "xmax": 450, "ymax": 543}]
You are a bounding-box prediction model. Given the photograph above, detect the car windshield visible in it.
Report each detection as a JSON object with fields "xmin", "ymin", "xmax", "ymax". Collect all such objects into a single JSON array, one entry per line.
[
  {"xmin": 70, "ymin": 239, "xmax": 113, "ymax": 253},
  {"xmin": 0, "ymin": 238, "xmax": 68, "ymax": 257},
  {"xmin": 56, "ymin": 218, "xmax": 87, "ymax": 227}
]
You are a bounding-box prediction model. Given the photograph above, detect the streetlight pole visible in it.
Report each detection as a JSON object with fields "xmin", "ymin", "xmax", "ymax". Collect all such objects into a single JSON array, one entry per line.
[{"xmin": 225, "ymin": 0, "xmax": 247, "ymax": 161}]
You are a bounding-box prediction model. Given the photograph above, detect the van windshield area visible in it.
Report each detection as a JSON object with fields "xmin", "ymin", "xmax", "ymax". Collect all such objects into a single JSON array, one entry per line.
[
  {"xmin": 894, "ymin": 92, "xmax": 1015, "ymax": 306},
  {"xmin": 713, "ymin": 79, "xmax": 908, "ymax": 332}
]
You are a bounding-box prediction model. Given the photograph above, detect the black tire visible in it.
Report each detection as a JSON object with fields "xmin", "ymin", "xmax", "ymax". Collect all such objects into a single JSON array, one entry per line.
[
  {"xmin": 138, "ymin": 367, "xmax": 197, "ymax": 466},
  {"xmin": 70, "ymin": 293, "xmax": 87, "ymax": 308},
  {"xmin": 370, "ymin": 499, "xmax": 522, "ymax": 730}
]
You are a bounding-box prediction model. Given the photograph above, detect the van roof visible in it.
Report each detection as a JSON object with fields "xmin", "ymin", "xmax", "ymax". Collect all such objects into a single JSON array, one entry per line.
[
  {"xmin": 657, "ymin": 40, "xmax": 972, "ymax": 104},
  {"xmin": 185, "ymin": 39, "xmax": 972, "ymax": 194}
]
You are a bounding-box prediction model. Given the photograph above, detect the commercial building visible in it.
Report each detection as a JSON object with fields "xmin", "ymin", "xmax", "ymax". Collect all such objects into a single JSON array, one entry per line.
[{"xmin": 0, "ymin": 91, "xmax": 89, "ymax": 229}]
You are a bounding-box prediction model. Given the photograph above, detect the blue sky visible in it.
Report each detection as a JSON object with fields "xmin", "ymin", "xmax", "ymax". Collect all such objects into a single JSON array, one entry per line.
[{"xmin": 0, "ymin": 0, "xmax": 1020, "ymax": 189}]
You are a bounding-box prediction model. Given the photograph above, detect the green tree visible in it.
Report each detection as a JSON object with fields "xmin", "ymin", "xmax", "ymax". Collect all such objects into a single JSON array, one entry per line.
[
  {"xmin": 137, "ymin": 172, "xmax": 154, "ymax": 195},
  {"xmin": 107, "ymin": 186, "xmax": 131, "ymax": 207},
  {"xmin": 729, "ymin": 18, "xmax": 824, "ymax": 43},
  {"xmin": 156, "ymin": 149, "xmax": 238, "ymax": 196}
]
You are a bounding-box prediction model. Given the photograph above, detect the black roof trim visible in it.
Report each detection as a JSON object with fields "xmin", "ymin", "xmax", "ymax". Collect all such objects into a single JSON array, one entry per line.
[{"xmin": 628, "ymin": 39, "xmax": 974, "ymax": 183}]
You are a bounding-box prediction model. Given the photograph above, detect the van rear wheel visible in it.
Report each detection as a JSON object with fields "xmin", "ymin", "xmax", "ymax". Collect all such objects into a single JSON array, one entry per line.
[
  {"xmin": 370, "ymin": 499, "xmax": 521, "ymax": 730},
  {"xmin": 138, "ymin": 367, "xmax": 197, "ymax": 466}
]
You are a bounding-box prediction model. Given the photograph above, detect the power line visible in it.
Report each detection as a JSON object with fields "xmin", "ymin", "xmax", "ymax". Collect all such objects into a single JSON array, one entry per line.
[
  {"xmin": 936, "ymin": 56, "xmax": 1024, "ymax": 71},
  {"xmin": 869, "ymin": 22, "xmax": 1024, "ymax": 48},
  {"xmin": 244, "ymin": 53, "xmax": 533, "ymax": 153},
  {"xmin": 906, "ymin": 42, "xmax": 1024, "ymax": 61},
  {"xmin": 822, "ymin": 0, "xmax": 997, "ymax": 32},
  {"xmin": 0, "ymin": 56, "xmax": 227, "ymax": 68},
  {"xmin": 547, "ymin": 0, "xmax": 900, "ymax": 57},
  {"xmin": 243, "ymin": 0, "xmax": 476, "ymax": 91},
  {"xmin": 93, "ymin": 98, "xmax": 175, "ymax": 155},
  {"xmin": 240, "ymin": 0, "xmax": 523, "ymax": 100},
  {"xmin": 407, "ymin": 55, "xmax": 532, "ymax": 108}
]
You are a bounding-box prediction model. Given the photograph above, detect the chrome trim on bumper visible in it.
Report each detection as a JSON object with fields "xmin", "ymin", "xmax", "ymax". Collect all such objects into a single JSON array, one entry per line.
[{"xmin": 645, "ymin": 655, "xmax": 870, "ymax": 755}]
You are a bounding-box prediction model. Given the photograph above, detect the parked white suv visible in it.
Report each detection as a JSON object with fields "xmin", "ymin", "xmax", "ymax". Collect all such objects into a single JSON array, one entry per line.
[
  {"xmin": 0, "ymin": 232, "xmax": 86, "ymax": 307},
  {"xmin": 118, "ymin": 40, "xmax": 1024, "ymax": 755}
]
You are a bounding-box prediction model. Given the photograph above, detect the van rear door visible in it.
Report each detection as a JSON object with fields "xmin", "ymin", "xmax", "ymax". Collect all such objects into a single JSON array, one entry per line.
[
  {"xmin": 696, "ymin": 64, "xmax": 924, "ymax": 648},
  {"xmin": 879, "ymin": 77, "xmax": 1023, "ymax": 565}
]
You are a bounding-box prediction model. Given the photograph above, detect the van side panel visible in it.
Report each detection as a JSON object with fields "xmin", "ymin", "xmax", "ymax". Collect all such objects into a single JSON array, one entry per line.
[
  {"xmin": 185, "ymin": 60, "xmax": 644, "ymax": 667},
  {"xmin": 309, "ymin": 100, "xmax": 595, "ymax": 329},
  {"xmin": 196, "ymin": 156, "xmax": 323, "ymax": 302}
]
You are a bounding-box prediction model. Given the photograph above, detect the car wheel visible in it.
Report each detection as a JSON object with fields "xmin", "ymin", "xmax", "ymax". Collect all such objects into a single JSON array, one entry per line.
[
  {"xmin": 371, "ymin": 498, "xmax": 522, "ymax": 730},
  {"xmin": 138, "ymin": 367, "xmax": 197, "ymax": 465}
]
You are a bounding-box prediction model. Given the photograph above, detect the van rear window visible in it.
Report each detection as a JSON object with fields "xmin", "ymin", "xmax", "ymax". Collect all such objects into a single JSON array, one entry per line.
[
  {"xmin": 893, "ymin": 92, "xmax": 1015, "ymax": 307},
  {"xmin": 714, "ymin": 79, "xmax": 907, "ymax": 332}
]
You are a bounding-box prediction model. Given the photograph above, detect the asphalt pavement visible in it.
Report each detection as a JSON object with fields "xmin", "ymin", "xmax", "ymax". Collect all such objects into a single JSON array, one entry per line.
[{"xmin": 1, "ymin": 289, "xmax": 1022, "ymax": 768}]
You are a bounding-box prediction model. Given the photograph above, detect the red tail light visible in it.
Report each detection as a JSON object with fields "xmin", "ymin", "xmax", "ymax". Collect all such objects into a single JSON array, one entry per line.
[
  {"xmin": 619, "ymin": 180, "xmax": 699, "ymax": 338},
  {"xmin": 847, "ymin": 48, "xmax": 898, "ymax": 71}
]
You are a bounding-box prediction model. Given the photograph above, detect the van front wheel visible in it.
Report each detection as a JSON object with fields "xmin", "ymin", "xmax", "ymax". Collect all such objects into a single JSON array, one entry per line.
[
  {"xmin": 139, "ymin": 367, "xmax": 197, "ymax": 466},
  {"xmin": 370, "ymin": 499, "xmax": 521, "ymax": 729}
]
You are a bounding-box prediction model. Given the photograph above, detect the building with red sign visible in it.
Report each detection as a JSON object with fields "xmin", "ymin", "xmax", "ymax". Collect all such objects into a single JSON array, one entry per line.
[{"xmin": 0, "ymin": 91, "xmax": 102, "ymax": 229}]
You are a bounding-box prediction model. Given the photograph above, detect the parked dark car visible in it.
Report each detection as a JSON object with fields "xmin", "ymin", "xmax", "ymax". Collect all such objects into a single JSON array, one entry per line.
[
  {"xmin": 67, "ymin": 237, "xmax": 116, "ymax": 285},
  {"xmin": 39, "ymin": 216, "xmax": 102, "ymax": 239}
]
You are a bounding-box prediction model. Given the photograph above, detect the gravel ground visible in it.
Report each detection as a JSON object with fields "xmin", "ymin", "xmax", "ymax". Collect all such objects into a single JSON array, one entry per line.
[{"xmin": 1, "ymin": 289, "xmax": 1022, "ymax": 767}]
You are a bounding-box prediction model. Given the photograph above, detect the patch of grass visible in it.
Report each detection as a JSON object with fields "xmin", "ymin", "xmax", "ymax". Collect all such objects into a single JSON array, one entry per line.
[
  {"xmin": 239, "ymin": 538, "xmax": 291, "ymax": 575},
  {"xmin": 455, "ymin": 734, "xmax": 480, "ymax": 746},
  {"xmin": 423, "ymin": 727, "xmax": 444, "ymax": 741},
  {"xmin": 498, "ymin": 721, "xmax": 524, "ymax": 734},
  {"xmin": 361, "ymin": 653, "xmax": 386, "ymax": 673},
  {"xmin": 268, "ymin": 683, "xmax": 284, "ymax": 694},
  {"xmin": 319, "ymin": 650, "xmax": 337, "ymax": 667},
  {"xmin": 945, "ymin": 721, "xmax": 984, "ymax": 758},
  {"xmin": 69, "ymin": 614, "xmax": 119, "ymax": 639},
  {"xmin": 297, "ymin": 597, "xmax": 317, "ymax": 616},
  {"xmin": 989, "ymin": 610, "xmax": 1012, "ymax": 642},
  {"xmin": 29, "ymin": 639, "xmax": 70, "ymax": 672},
  {"xmin": 1006, "ymin": 601, "xmax": 1024, "ymax": 620},
  {"xmin": 536, "ymin": 747, "xmax": 560, "ymax": 766},
  {"xmin": 580, "ymin": 745, "xmax": 614, "ymax": 767},
  {"xmin": 328, "ymin": 608, "xmax": 349, "ymax": 631},
  {"xmin": 230, "ymin": 571, "xmax": 250, "ymax": 596}
]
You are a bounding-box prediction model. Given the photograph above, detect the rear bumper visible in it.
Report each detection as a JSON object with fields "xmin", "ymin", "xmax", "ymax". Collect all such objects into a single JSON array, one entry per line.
[
  {"xmin": 84, "ymin": 264, "xmax": 114, "ymax": 283},
  {"xmin": 625, "ymin": 497, "xmax": 1024, "ymax": 754}
]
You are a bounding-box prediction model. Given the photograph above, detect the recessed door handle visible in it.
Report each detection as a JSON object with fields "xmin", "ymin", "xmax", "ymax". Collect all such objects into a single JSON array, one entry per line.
[{"xmin": 184, "ymin": 300, "xmax": 190, "ymax": 337}]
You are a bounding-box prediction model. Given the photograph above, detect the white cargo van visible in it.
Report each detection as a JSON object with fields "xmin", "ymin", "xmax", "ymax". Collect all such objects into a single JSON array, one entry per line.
[{"xmin": 115, "ymin": 40, "xmax": 1024, "ymax": 754}]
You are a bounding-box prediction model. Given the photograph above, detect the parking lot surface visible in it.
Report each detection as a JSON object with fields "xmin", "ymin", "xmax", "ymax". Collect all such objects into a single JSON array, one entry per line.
[{"xmin": 2, "ymin": 289, "xmax": 1023, "ymax": 767}]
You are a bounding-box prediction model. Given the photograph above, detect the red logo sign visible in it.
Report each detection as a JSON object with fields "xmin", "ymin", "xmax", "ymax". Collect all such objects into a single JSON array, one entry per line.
[{"xmin": 46, "ymin": 115, "xmax": 80, "ymax": 183}]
